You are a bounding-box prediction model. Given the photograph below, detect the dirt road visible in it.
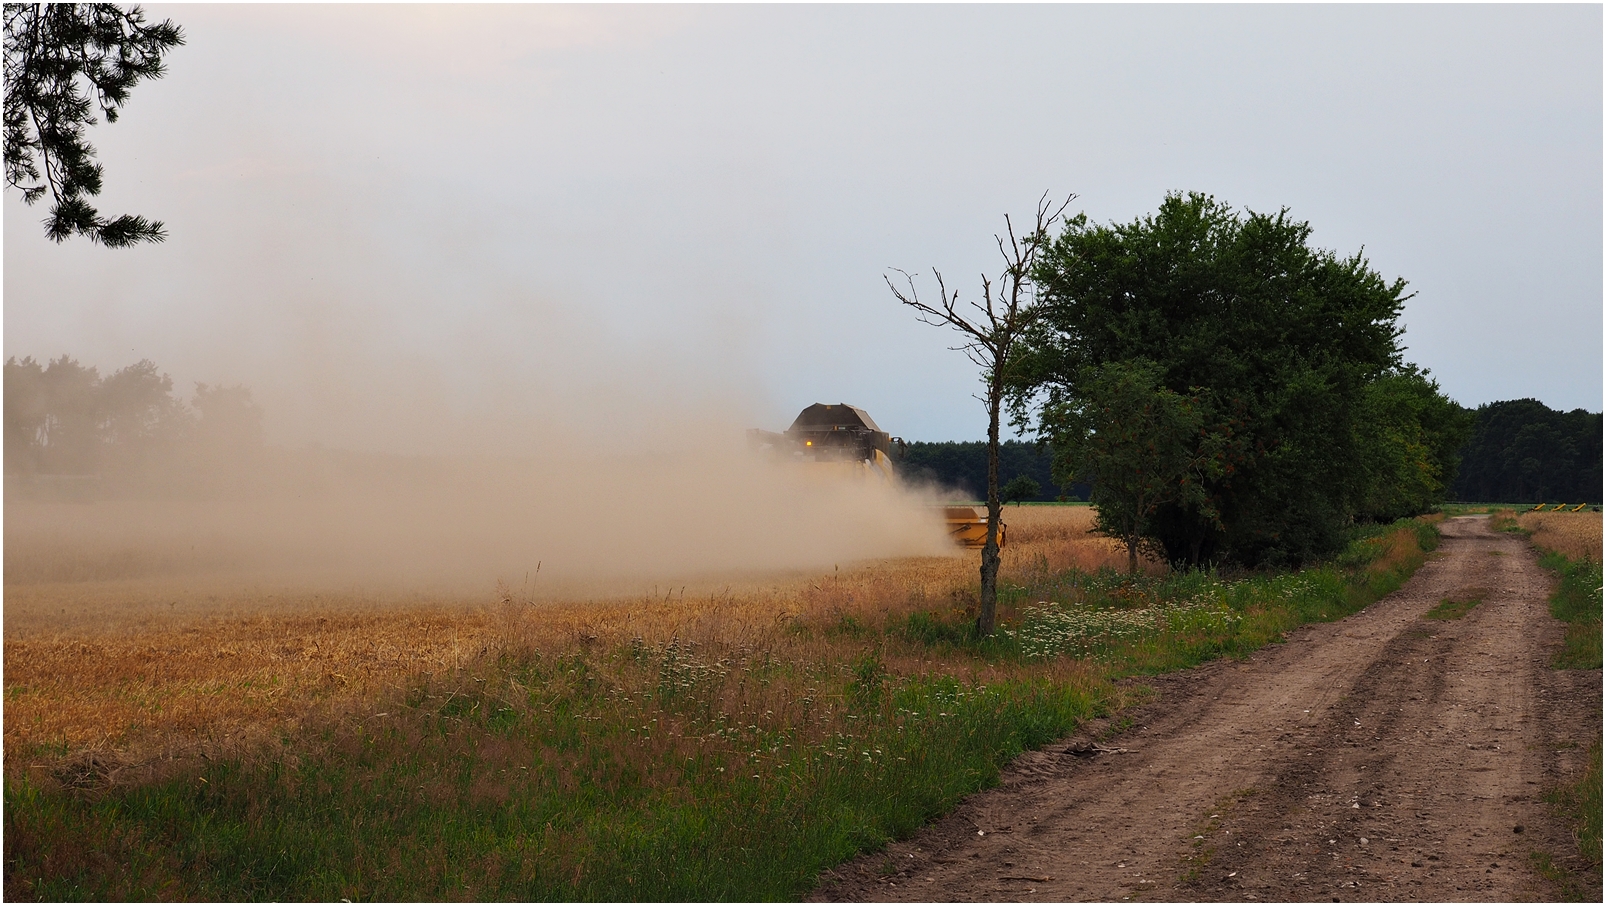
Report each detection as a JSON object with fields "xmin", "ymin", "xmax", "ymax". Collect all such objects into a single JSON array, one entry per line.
[{"xmin": 814, "ymin": 516, "xmax": 1601, "ymax": 902}]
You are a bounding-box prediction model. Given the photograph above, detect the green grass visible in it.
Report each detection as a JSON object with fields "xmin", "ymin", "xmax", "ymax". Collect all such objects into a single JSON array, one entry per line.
[
  {"xmin": 1528, "ymin": 849, "xmax": 1591, "ymax": 902},
  {"xmin": 3, "ymin": 519, "xmax": 1440, "ymax": 902},
  {"xmin": 1547, "ymin": 741, "xmax": 1603, "ymax": 871},
  {"xmin": 1537, "ymin": 550, "xmax": 1603, "ymax": 670},
  {"xmin": 7, "ymin": 669, "xmax": 1101, "ymax": 901},
  {"xmin": 1438, "ymin": 502, "xmax": 1538, "ymax": 516},
  {"xmin": 1534, "ymin": 740, "xmax": 1603, "ymax": 901},
  {"xmin": 1425, "ymin": 592, "xmax": 1483, "ymax": 621}
]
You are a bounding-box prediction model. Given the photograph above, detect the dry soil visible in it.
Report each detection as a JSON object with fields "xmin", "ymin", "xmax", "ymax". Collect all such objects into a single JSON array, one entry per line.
[{"xmin": 814, "ymin": 515, "xmax": 1602, "ymax": 902}]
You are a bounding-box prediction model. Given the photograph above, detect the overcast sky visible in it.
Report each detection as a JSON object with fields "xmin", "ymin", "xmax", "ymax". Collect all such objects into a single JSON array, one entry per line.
[{"xmin": 4, "ymin": 3, "xmax": 1601, "ymax": 450}]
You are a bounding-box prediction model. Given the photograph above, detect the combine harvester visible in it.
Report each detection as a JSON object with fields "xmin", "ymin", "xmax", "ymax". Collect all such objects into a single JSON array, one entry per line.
[{"xmin": 748, "ymin": 403, "xmax": 1004, "ymax": 549}]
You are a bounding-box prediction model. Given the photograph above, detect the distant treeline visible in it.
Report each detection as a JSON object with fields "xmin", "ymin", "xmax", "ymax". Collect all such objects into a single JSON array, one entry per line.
[
  {"xmin": 905, "ymin": 397, "xmax": 1603, "ymax": 508},
  {"xmin": 1451, "ymin": 399, "xmax": 1601, "ymax": 504},
  {"xmin": 4, "ymin": 355, "xmax": 264, "ymax": 496},
  {"xmin": 8, "ymin": 354, "xmax": 1598, "ymax": 508},
  {"xmin": 899, "ymin": 440, "xmax": 1086, "ymax": 502}
]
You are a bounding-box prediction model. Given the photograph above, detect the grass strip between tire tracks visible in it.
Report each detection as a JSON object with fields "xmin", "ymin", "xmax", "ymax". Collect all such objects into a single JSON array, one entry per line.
[{"xmin": 5, "ymin": 519, "xmax": 1439, "ymax": 901}]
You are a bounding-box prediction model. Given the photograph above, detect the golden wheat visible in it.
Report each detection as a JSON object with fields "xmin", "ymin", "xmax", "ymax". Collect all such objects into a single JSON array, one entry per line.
[
  {"xmin": 4, "ymin": 506, "xmax": 1139, "ymax": 776},
  {"xmin": 1516, "ymin": 510, "xmax": 1603, "ymax": 563}
]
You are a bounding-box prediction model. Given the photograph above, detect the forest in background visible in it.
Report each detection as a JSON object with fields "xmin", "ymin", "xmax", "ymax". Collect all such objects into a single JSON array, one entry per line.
[
  {"xmin": 1451, "ymin": 399, "xmax": 1601, "ymax": 504},
  {"xmin": 3, "ymin": 355, "xmax": 264, "ymax": 498},
  {"xmin": 899, "ymin": 440, "xmax": 1082, "ymax": 503}
]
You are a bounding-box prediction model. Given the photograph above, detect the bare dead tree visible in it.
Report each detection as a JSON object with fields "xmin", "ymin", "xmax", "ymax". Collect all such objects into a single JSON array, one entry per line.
[{"xmin": 886, "ymin": 192, "xmax": 1075, "ymax": 637}]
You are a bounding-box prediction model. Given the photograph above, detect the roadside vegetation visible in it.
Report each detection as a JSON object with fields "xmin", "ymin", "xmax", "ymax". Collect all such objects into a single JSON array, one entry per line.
[
  {"xmin": 4, "ymin": 512, "xmax": 1438, "ymax": 901},
  {"xmin": 1497, "ymin": 509, "xmax": 1602, "ymax": 886},
  {"xmin": 1501, "ymin": 509, "xmax": 1602, "ymax": 670},
  {"xmin": 1543, "ymin": 738, "xmax": 1604, "ymax": 891}
]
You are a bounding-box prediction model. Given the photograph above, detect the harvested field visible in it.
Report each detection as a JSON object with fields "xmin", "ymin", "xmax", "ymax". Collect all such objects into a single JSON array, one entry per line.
[{"xmin": 3, "ymin": 504, "xmax": 1136, "ymax": 779}]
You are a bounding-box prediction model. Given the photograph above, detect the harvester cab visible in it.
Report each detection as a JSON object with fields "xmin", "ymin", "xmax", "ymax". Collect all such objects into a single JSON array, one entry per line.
[
  {"xmin": 748, "ymin": 403, "xmax": 1004, "ymax": 549},
  {"xmin": 747, "ymin": 403, "xmax": 901, "ymax": 482}
]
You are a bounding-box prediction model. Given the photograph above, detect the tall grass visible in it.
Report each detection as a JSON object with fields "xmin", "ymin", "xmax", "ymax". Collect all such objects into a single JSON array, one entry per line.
[
  {"xmin": 1508, "ymin": 510, "xmax": 1603, "ymax": 669},
  {"xmin": 1544, "ymin": 741, "xmax": 1603, "ymax": 880},
  {"xmin": 4, "ymin": 518, "xmax": 1438, "ymax": 901}
]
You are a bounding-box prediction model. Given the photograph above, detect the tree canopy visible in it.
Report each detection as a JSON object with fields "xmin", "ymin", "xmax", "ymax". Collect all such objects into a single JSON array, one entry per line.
[
  {"xmin": 1017, "ymin": 192, "xmax": 1464, "ymax": 567},
  {"xmin": 1042, "ymin": 359, "xmax": 1227, "ymax": 573},
  {"xmin": 4, "ymin": 3, "xmax": 182, "ymax": 246},
  {"xmin": 999, "ymin": 474, "xmax": 1041, "ymax": 507},
  {"xmin": 1352, "ymin": 368, "xmax": 1473, "ymax": 522}
]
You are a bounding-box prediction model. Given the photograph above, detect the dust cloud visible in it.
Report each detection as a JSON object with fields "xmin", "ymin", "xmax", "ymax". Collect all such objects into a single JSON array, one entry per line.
[
  {"xmin": 6, "ymin": 445, "xmax": 956, "ymax": 594},
  {"xmin": 5, "ymin": 342, "xmax": 959, "ymax": 606},
  {"xmin": 6, "ymin": 167, "xmax": 960, "ymax": 609}
]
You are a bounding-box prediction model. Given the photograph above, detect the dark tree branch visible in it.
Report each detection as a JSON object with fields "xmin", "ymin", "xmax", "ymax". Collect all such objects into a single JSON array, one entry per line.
[
  {"xmin": 3, "ymin": 3, "xmax": 182, "ymax": 246},
  {"xmin": 885, "ymin": 191, "xmax": 1076, "ymax": 636}
]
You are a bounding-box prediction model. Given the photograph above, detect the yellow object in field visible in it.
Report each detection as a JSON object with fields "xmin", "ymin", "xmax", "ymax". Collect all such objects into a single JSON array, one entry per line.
[
  {"xmin": 1552, "ymin": 503, "xmax": 1567, "ymax": 511},
  {"xmin": 1573, "ymin": 503, "xmax": 1589, "ymax": 512},
  {"xmin": 942, "ymin": 506, "xmax": 1006, "ymax": 549},
  {"xmin": 1532, "ymin": 503, "xmax": 1547, "ymax": 511}
]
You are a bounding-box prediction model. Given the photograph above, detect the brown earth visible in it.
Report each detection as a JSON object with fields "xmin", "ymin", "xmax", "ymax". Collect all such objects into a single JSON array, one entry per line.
[{"xmin": 814, "ymin": 515, "xmax": 1602, "ymax": 902}]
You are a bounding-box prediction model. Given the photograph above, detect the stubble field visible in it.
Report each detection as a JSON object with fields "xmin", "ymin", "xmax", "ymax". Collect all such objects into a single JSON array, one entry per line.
[{"xmin": 4, "ymin": 505, "xmax": 1130, "ymax": 794}]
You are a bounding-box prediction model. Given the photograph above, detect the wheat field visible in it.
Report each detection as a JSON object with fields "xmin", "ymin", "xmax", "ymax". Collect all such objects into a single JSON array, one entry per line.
[
  {"xmin": 4, "ymin": 505, "xmax": 1138, "ymax": 782},
  {"xmin": 1516, "ymin": 510, "xmax": 1603, "ymax": 564}
]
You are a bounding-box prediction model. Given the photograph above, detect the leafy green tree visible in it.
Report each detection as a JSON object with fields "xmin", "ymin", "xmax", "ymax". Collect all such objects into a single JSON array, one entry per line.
[
  {"xmin": 99, "ymin": 359, "xmax": 180, "ymax": 444},
  {"xmin": 999, "ymin": 474, "xmax": 1041, "ymax": 507},
  {"xmin": 97, "ymin": 358, "xmax": 190, "ymax": 483},
  {"xmin": 1352, "ymin": 369, "xmax": 1472, "ymax": 521},
  {"xmin": 1044, "ymin": 359, "xmax": 1226, "ymax": 573},
  {"xmin": 192, "ymin": 382, "xmax": 264, "ymax": 457},
  {"xmin": 4, "ymin": 3, "xmax": 183, "ymax": 245},
  {"xmin": 1019, "ymin": 192, "xmax": 1410, "ymax": 567},
  {"xmin": 888, "ymin": 192, "xmax": 1074, "ymax": 636},
  {"xmin": 3, "ymin": 354, "xmax": 191, "ymax": 479},
  {"xmin": 187, "ymin": 382, "xmax": 265, "ymax": 495}
]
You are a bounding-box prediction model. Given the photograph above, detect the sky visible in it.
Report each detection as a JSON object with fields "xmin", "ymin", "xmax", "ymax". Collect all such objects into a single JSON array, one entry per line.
[{"xmin": 4, "ymin": 3, "xmax": 1601, "ymax": 451}]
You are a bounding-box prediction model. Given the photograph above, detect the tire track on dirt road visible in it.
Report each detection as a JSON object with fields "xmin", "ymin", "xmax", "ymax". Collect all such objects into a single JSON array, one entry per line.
[{"xmin": 812, "ymin": 516, "xmax": 1601, "ymax": 902}]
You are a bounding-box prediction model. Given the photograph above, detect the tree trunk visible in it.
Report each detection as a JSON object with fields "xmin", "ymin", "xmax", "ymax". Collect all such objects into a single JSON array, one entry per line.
[
  {"xmin": 979, "ymin": 378, "xmax": 1004, "ymax": 636},
  {"xmin": 1127, "ymin": 493, "xmax": 1146, "ymax": 575}
]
